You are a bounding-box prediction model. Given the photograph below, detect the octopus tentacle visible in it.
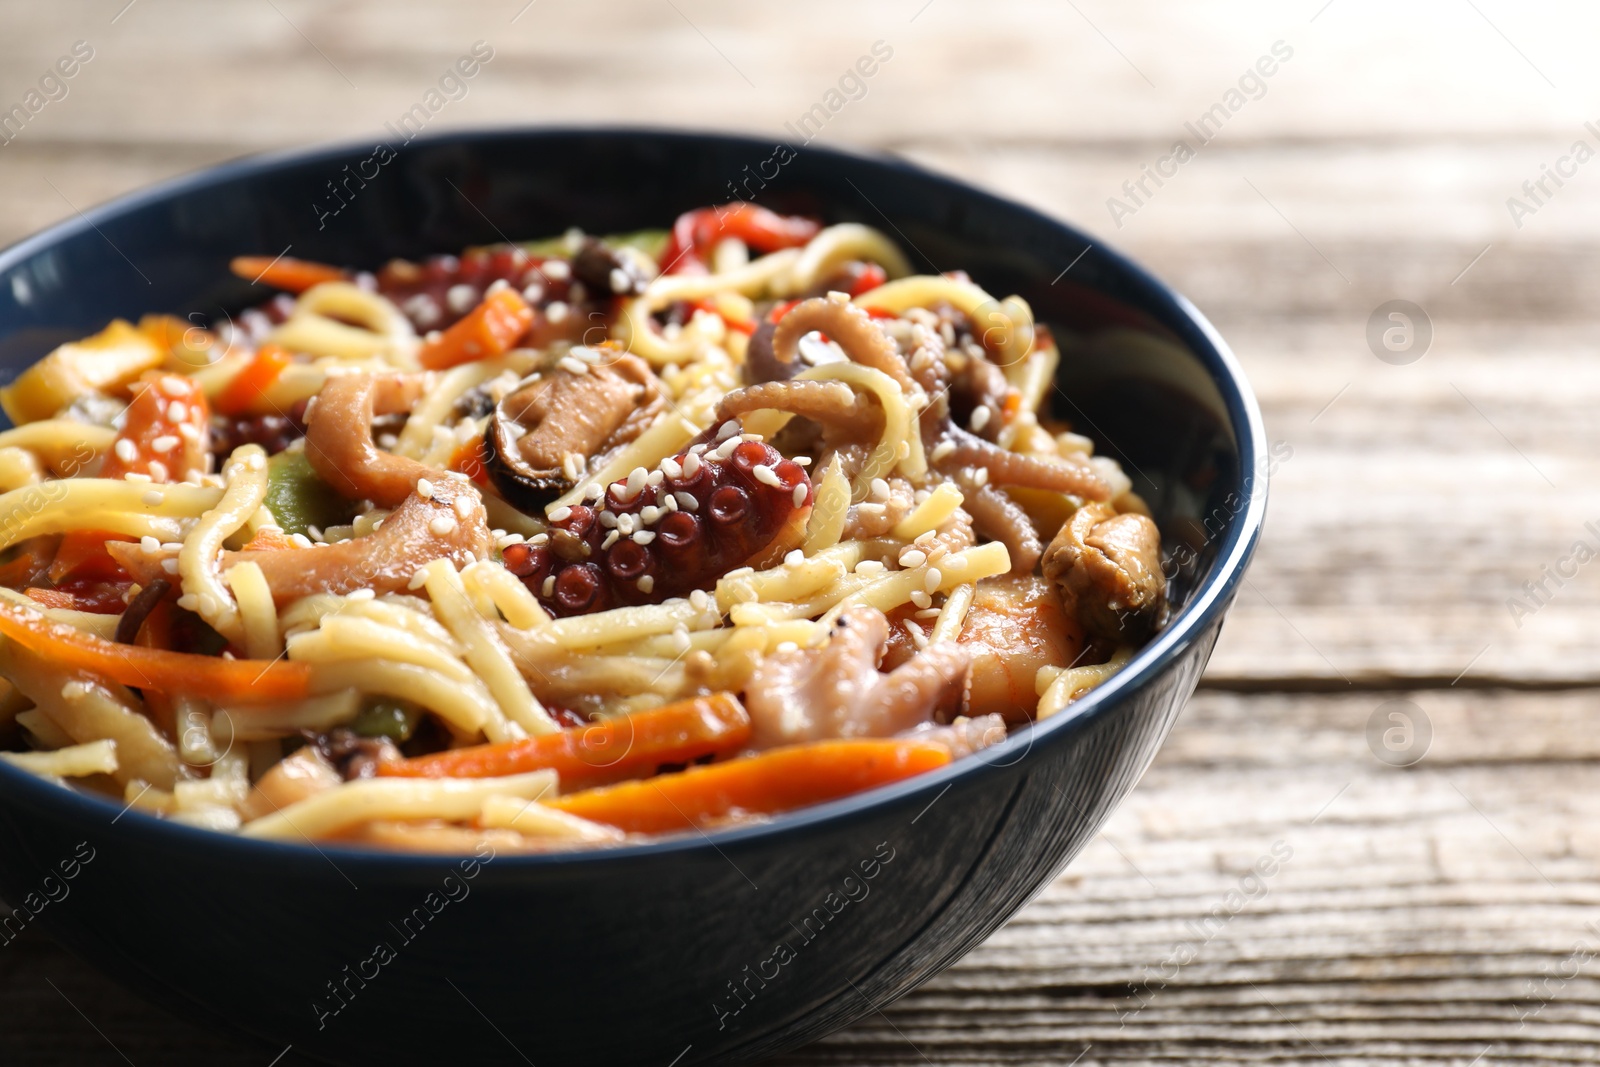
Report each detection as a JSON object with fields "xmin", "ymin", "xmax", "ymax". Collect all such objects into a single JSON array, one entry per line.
[
  {"xmin": 716, "ymin": 379, "xmax": 883, "ymax": 438},
  {"xmin": 934, "ymin": 426, "xmax": 1110, "ymax": 500},
  {"xmin": 958, "ymin": 475, "xmax": 1043, "ymax": 574},
  {"xmin": 770, "ymin": 298, "xmax": 918, "ymax": 393}
]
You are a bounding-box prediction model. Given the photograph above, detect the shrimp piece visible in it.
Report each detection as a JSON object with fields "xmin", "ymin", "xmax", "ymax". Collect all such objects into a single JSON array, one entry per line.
[{"xmin": 957, "ymin": 574, "xmax": 1084, "ymax": 723}]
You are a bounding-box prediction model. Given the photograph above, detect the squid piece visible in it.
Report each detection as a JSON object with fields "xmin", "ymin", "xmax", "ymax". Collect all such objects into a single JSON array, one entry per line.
[{"xmin": 745, "ymin": 605, "xmax": 969, "ymax": 748}]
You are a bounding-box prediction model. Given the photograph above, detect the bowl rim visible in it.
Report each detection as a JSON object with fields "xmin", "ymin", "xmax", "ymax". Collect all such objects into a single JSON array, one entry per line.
[{"xmin": 0, "ymin": 124, "xmax": 1268, "ymax": 869}]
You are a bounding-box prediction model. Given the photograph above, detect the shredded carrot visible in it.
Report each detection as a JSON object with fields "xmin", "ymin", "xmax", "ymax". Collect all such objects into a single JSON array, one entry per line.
[
  {"xmin": 380, "ymin": 693, "xmax": 750, "ymax": 790},
  {"xmin": 24, "ymin": 583, "xmax": 132, "ymax": 615},
  {"xmin": 545, "ymin": 738, "xmax": 951, "ymax": 834},
  {"xmin": 239, "ymin": 527, "xmax": 298, "ymax": 552},
  {"xmin": 48, "ymin": 530, "xmax": 134, "ymax": 585},
  {"xmin": 418, "ymin": 287, "xmax": 534, "ymax": 370},
  {"xmin": 0, "ymin": 537, "xmax": 58, "ymax": 590},
  {"xmin": 214, "ymin": 344, "xmax": 293, "ymax": 417},
  {"xmin": 0, "ymin": 600, "xmax": 311, "ymax": 702},
  {"xmin": 230, "ymin": 255, "xmax": 348, "ymax": 293}
]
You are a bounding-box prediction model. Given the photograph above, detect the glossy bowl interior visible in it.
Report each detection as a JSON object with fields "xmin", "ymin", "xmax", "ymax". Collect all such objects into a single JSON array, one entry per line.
[{"xmin": 0, "ymin": 128, "xmax": 1265, "ymax": 1066}]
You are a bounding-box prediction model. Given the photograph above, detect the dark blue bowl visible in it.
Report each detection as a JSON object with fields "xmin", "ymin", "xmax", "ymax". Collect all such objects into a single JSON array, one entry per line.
[{"xmin": 0, "ymin": 128, "xmax": 1265, "ymax": 1066}]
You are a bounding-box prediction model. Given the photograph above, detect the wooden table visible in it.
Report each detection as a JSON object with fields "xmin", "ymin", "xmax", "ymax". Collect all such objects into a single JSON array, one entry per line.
[{"xmin": 3, "ymin": 1, "xmax": 1598, "ymax": 1062}]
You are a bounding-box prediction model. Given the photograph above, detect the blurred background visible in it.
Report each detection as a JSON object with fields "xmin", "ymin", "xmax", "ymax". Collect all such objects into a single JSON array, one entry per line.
[{"xmin": 3, "ymin": 1, "xmax": 1598, "ymax": 1063}]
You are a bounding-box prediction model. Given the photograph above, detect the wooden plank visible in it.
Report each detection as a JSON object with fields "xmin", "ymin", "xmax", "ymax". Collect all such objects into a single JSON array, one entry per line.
[{"xmin": 1, "ymin": 0, "xmax": 1596, "ymax": 147}]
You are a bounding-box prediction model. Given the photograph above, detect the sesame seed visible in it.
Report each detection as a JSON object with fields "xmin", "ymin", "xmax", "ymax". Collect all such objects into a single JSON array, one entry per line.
[
  {"xmin": 520, "ymin": 284, "xmax": 543, "ymax": 305},
  {"xmin": 826, "ymin": 290, "xmax": 850, "ymax": 304},
  {"xmin": 159, "ymin": 376, "xmax": 188, "ymax": 397},
  {"xmin": 626, "ymin": 467, "xmax": 648, "ymax": 498},
  {"xmin": 602, "ymin": 530, "xmax": 620, "ymax": 550},
  {"xmin": 675, "ymin": 491, "xmax": 698, "ymax": 512},
  {"xmin": 548, "ymin": 505, "xmax": 573, "ymax": 523},
  {"xmin": 660, "ymin": 456, "xmax": 683, "ymax": 479},
  {"xmin": 141, "ymin": 490, "xmax": 164, "ymax": 506},
  {"xmin": 670, "ymin": 626, "xmax": 691, "ymax": 654},
  {"xmin": 925, "ymin": 568, "xmax": 942, "ymax": 593},
  {"xmin": 857, "ymin": 502, "xmax": 886, "ymax": 516},
  {"xmin": 290, "ymin": 533, "xmax": 313, "ymax": 548},
  {"xmin": 541, "ymin": 575, "xmax": 556, "ymax": 597},
  {"xmin": 717, "ymin": 420, "xmax": 740, "ymax": 441},
  {"xmin": 530, "ymin": 532, "xmax": 549, "ymax": 545},
  {"xmin": 640, "ymin": 505, "xmax": 661, "ymax": 525},
  {"xmin": 636, "ymin": 575, "xmax": 655, "ymax": 593},
  {"xmin": 160, "ymin": 558, "xmax": 179, "ymax": 574},
  {"xmin": 931, "ymin": 440, "xmax": 956, "ymax": 462},
  {"xmin": 542, "ymin": 259, "xmax": 571, "ymax": 282},
  {"xmin": 870, "ymin": 477, "xmax": 890, "ymax": 500},
  {"xmin": 712, "ymin": 438, "xmax": 739, "ymax": 461},
  {"xmin": 608, "ymin": 267, "xmax": 630, "ymax": 293},
  {"xmin": 168, "ymin": 402, "xmax": 188, "ymax": 423},
  {"xmin": 899, "ymin": 549, "xmax": 927, "ymax": 569},
  {"xmin": 689, "ymin": 589, "xmax": 710, "ymax": 611},
  {"xmin": 114, "ymin": 439, "xmax": 138, "ymax": 463},
  {"xmin": 752, "ymin": 464, "xmax": 780, "ymax": 488},
  {"xmin": 970, "ymin": 405, "xmax": 992, "ymax": 431},
  {"xmin": 349, "ymin": 588, "xmax": 375, "ymax": 601},
  {"xmin": 446, "ymin": 284, "xmax": 479, "ymax": 314},
  {"xmin": 404, "ymin": 293, "xmax": 441, "ymax": 327},
  {"xmin": 452, "ymin": 495, "xmax": 473, "ymax": 520},
  {"xmin": 599, "ymin": 510, "xmax": 618, "ymax": 528},
  {"xmin": 563, "ymin": 454, "xmax": 583, "ymax": 481},
  {"xmin": 124, "ymin": 472, "xmax": 151, "ymax": 483},
  {"xmin": 617, "ymin": 513, "xmax": 635, "ymax": 535},
  {"xmin": 486, "ymin": 278, "xmax": 511, "ymax": 295},
  {"xmin": 915, "ymin": 529, "xmax": 938, "ymax": 545},
  {"xmin": 140, "ymin": 535, "xmax": 160, "ymax": 553},
  {"xmin": 854, "ymin": 560, "xmax": 885, "ymax": 575},
  {"xmin": 429, "ymin": 516, "xmax": 457, "ymax": 536},
  {"xmin": 689, "ymin": 443, "xmax": 708, "ymax": 455},
  {"xmin": 973, "ymin": 468, "xmax": 990, "ymax": 487},
  {"xmin": 910, "ymin": 590, "xmax": 933, "ymax": 610},
  {"xmin": 416, "ymin": 478, "xmax": 435, "ymax": 500},
  {"xmin": 407, "ymin": 570, "xmax": 427, "ymax": 590},
  {"xmin": 793, "ymin": 484, "xmax": 808, "ymax": 507},
  {"xmin": 176, "ymin": 593, "xmax": 198, "ymax": 610},
  {"xmin": 794, "ymin": 456, "xmax": 812, "ymax": 466},
  {"xmin": 681, "ymin": 451, "xmax": 702, "ymax": 479},
  {"xmin": 646, "ymin": 469, "xmax": 664, "ymax": 487},
  {"xmin": 585, "ymin": 482, "xmax": 605, "ymax": 502},
  {"xmin": 177, "ymin": 423, "xmax": 199, "ymax": 442},
  {"xmin": 558, "ymin": 356, "xmax": 588, "ymax": 375},
  {"xmin": 546, "ymin": 301, "xmax": 569, "ymax": 324},
  {"xmin": 784, "ymin": 549, "xmax": 804, "ymax": 566},
  {"xmin": 633, "ymin": 530, "xmax": 656, "ymax": 545}
]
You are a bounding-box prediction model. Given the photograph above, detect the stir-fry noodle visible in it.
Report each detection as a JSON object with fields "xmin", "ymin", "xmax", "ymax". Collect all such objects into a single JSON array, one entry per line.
[{"xmin": 0, "ymin": 204, "xmax": 1169, "ymax": 850}]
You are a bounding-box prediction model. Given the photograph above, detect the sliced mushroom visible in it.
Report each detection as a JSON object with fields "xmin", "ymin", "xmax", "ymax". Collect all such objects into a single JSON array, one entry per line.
[
  {"xmin": 1042, "ymin": 502, "xmax": 1167, "ymax": 644},
  {"xmin": 484, "ymin": 352, "xmax": 662, "ymax": 512}
]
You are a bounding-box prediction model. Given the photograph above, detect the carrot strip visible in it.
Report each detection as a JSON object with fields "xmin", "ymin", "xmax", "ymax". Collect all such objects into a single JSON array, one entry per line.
[
  {"xmin": 230, "ymin": 255, "xmax": 349, "ymax": 293},
  {"xmin": 214, "ymin": 344, "xmax": 293, "ymax": 416},
  {"xmin": 546, "ymin": 738, "xmax": 951, "ymax": 834},
  {"xmin": 48, "ymin": 530, "xmax": 134, "ymax": 584},
  {"xmin": 100, "ymin": 373, "xmax": 210, "ymax": 483},
  {"xmin": 379, "ymin": 693, "xmax": 751, "ymax": 791},
  {"xmin": 0, "ymin": 600, "xmax": 311, "ymax": 703},
  {"xmin": 418, "ymin": 287, "xmax": 534, "ymax": 370}
]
